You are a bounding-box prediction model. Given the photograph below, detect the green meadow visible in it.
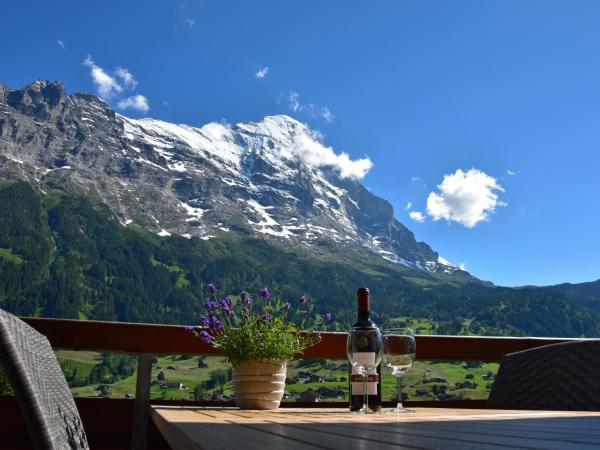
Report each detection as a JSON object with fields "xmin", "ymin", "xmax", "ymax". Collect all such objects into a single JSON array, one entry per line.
[{"xmin": 57, "ymin": 351, "xmax": 497, "ymax": 402}]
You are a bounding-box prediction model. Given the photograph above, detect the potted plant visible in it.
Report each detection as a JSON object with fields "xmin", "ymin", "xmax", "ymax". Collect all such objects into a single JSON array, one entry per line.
[{"xmin": 186, "ymin": 284, "xmax": 331, "ymax": 409}]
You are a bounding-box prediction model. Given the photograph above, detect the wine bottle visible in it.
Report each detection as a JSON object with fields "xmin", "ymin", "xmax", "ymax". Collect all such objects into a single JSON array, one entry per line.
[{"xmin": 349, "ymin": 287, "xmax": 382, "ymax": 412}]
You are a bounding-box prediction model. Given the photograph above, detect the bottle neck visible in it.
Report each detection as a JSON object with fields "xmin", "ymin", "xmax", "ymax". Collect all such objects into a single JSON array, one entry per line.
[
  {"xmin": 357, "ymin": 309, "xmax": 371, "ymax": 322},
  {"xmin": 355, "ymin": 288, "xmax": 374, "ymax": 327},
  {"xmin": 354, "ymin": 314, "xmax": 374, "ymax": 327}
]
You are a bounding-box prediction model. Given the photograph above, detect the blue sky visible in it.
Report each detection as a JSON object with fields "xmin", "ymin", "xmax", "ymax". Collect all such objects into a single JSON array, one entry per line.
[{"xmin": 2, "ymin": 0, "xmax": 599, "ymax": 286}]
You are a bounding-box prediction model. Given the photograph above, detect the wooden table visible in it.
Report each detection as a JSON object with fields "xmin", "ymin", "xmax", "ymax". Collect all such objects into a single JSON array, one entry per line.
[{"xmin": 150, "ymin": 406, "xmax": 600, "ymax": 450}]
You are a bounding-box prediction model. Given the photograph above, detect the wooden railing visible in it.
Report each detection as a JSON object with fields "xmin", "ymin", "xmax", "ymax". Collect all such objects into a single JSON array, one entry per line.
[
  {"xmin": 13, "ymin": 317, "xmax": 586, "ymax": 448},
  {"xmin": 22, "ymin": 316, "xmax": 584, "ymax": 361}
]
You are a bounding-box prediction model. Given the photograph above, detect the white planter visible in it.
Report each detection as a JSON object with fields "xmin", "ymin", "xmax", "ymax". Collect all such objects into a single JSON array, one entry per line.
[{"xmin": 232, "ymin": 360, "xmax": 287, "ymax": 410}]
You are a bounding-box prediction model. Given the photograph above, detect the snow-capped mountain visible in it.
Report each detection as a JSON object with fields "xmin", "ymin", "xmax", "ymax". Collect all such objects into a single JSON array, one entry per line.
[{"xmin": 0, "ymin": 80, "xmax": 460, "ymax": 274}]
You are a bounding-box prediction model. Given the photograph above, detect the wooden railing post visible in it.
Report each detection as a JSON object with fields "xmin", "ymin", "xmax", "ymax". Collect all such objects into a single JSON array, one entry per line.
[{"xmin": 131, "ymin": 353, "xmax": 153, "ymax": 450}]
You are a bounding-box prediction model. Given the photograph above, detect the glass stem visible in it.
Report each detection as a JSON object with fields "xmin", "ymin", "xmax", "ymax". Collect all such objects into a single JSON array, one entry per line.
[
  {"xmin": 396, "ymin": 375, "xmax": 403, "ymax": 409},
  {"xmin": 363, "ymin": 372, "xmax": 368, "ymax": 410}
]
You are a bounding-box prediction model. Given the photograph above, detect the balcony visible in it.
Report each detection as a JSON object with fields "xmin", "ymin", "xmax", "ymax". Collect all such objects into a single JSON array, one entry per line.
[{"xmin": 0, "ymin": 317, "xmax": 590, "ymax": 449}]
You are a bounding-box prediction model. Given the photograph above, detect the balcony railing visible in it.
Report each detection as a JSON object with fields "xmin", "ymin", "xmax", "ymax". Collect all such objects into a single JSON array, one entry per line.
[
  {"xmin": 21, "ymin": 316, "xmax": 583, "ymax": 361},
  {"xmin": 1, "ymin": 317, "xmax": 588, "ymax": 450}
]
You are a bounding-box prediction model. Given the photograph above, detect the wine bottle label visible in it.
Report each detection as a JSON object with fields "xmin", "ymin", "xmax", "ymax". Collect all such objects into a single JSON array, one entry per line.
[{"xmin": 350, "ymin": 366, "xmax": 378, "ymax": 395}]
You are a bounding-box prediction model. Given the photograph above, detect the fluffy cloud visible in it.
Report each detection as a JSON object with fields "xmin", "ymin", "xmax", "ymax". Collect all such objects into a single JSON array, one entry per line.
[
  {"xmin": 115, "ymin": 67, "xmax": 138, "ymax": 89},
  {"xmin": 409, "ymin": 211, "xmax": 425, "ymax": 223},
  {"xmin": 255, "ymin": 67, "xmax": 269, "ymax": 79},
  {"xmin": 507, "ymin": 169, "xmax": 516, "ymax": 176},
  {"xmin": 83, "ymin": 55, "xmax": 122, "ymax": 98},
  {"xmin": 117, "ymin": 95, "xmax": 150, "ymax": 113},
  {"xmin": 405, "ymin": 202, "xmax": 412, "ymax": 210},
  {"xmin": 83, "ymin": 55, "xmax": 149, "ymax": 112},
  {"xmin": 282, "ymin": 133, "xmax": 372, "ymax": 179},
  {"xmin": 286, "ymin": 91, "xmax": 334, "ymax": 122},
  {"xmin": 426, "ymin": 169, "xmax": 504, "ymax": 228}
]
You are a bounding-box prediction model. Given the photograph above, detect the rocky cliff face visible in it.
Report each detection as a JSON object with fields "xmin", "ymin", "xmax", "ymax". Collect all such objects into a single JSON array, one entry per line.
[{"xmin": 0, "ymin": 80, "xmax": 459, "ymax": 274}]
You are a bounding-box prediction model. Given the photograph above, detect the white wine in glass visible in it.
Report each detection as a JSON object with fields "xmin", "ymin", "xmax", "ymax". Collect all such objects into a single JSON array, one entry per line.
[{"xmin": 383, "ymin": 328, "xmax": 416, "ymax": 413}]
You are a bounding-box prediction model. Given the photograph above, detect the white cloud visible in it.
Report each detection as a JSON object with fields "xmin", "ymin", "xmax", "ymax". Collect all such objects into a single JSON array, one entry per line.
[
  {"xmin": 321, "ymin": 107, "xmax": 334, "ymax": 122},
  {"xmin": 255, "ymin": 67, "xmax": 269, "ymax": 79},
  {"xmin": 507, "ymin": 169, "xmax": 516, "ymax": 176},
  {"xmin": 57, "ymin": 40, "xmax": 65, "ymax": 50},
  {"xmin": 115, "ymin": 67, "xmax": 138, "ymax": 89},
  {"xmin": 426, "ymin": 168, "xmax": 505, "ymax": 228},
  {"xmin": 281, "ymin": 133, "xmax": 372, "ymax": 179},
  {"xmin": 405, "ymin": 202, "xmax": 412, "ymax": 210},
  {"xmin": 285, "ymin": 91, "xmax": 334, "ymax": 122},
  {"xmin": 288, "ymin": 91, "xmax": 301, "ymax": 112},
  {"xmin": 117, "ymin": 95, "xmax": 150, "ymax": 113},
  {"xmin": 83, "ymin": 55, "xmax": 122, "ymax": 98},
  {"xmin": 409, "ymin": 211, "xmax": 425, "ymax": 223},
  {"xmin": 83, "ymin": 56, "xmax": 149, "ymax": 111}
]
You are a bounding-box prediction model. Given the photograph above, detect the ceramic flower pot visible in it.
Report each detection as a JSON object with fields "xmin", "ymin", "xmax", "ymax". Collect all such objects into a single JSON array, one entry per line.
[{"xmin": 232, "ymin": 359, "xmax": 287, "ymax": 410}]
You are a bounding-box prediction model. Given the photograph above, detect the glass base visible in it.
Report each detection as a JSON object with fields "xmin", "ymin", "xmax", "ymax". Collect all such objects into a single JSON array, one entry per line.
[
  {"xmin": 389, "ymin": 406, "xmax": 414, "ymax": 414},
  {"xmin": 351, "ymin": 406, "xmax": 381, "ymax": 414}
]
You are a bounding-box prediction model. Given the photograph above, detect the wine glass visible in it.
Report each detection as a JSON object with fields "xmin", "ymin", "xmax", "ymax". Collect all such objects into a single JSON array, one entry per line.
[
  {"xmin": 346, "ymin": 326, "xmax": 383, "ymax": 414},
  {"xmin": 383, "ymin": 328, "xmax": 416, "ymax": 413}
]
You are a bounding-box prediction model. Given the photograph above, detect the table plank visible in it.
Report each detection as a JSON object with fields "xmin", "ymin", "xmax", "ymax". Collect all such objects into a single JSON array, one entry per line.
[
  {"xmin": 151, "ymin": 408, "xmax": 324, "ymax": 450},
  {"xmin": 151, "ymin": 407, "xmax": 600, "ymax": 450}
]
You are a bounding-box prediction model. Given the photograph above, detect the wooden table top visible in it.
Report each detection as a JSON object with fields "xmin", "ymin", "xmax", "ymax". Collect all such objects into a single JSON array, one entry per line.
[{"xmin": 150, "ymin": 406, "xmax": 600, "ymax": 450}]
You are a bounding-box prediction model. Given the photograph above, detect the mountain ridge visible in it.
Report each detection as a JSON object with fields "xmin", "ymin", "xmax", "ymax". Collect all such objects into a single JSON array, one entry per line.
[{"xmin": 0, "ymin": 79, "xmax": 464, "ymax": 277}]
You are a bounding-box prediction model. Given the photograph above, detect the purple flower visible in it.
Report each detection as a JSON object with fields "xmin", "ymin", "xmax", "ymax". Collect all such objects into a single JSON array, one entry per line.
[
  {"xmin": 204, "ymin": 300, "xmax": 217, "ymax": 311},
  {"xmin": 218, "ymin": 298, "xmax": 229, "ymax": 309},
  {"xmin": 199, "ymin": 330, "xmax": 213, "ymax": 343},
  {"xmin": 208, "ymin": 283, "xmax": 217, "ymax": 295},
  {"xmin": 223, "ymin": 306, "xmax": 233, "ymax": 317},
  {"xmin": 242, "ymin": 292, "xmax": 252, "ymax": 306},
  {"xmin": 323, "ymin": 312, "xmax": 332, "ymax": 321},
  {"xmin": 208, "ymin": 314, "xmax": 224, "ymax": 330},
  {"xmin": 262, "ymin": 313, "xmax": 271, "ymax": 322},
  {"xmin": 198, "ymin": 316, "xmax": 209, "ymax": 327},
  {"xmin": 298, "ymin": 295, "xmax": 307, "ymax": 304},
  {"xmin": 185, "ymin": 325, "xmax": 194, "ymax": 333},
  {"xmin": 260, "ymin": 287, "xmax": 270, "ymax": 300},
  {"xmin": 282, "ymin": 301, "xmax": 291, "ymax": 311},
  {"xmin": 224, "ymin": 297, "xmax": 232, "ymax": 307}
]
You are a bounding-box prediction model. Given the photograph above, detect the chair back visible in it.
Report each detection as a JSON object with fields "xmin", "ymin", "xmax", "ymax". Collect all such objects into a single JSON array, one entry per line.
[
  {"xmin": 0, "ymin": 309, "xmax": 89, "ymax": 449},
  {"xmin": 488, "ymin": 339, "xmax": 600, "ymax": 410}
]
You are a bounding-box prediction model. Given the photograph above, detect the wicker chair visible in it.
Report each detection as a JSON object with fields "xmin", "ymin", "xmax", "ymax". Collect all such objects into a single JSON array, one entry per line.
[
  {"xmin": 488, "ymin": 339, "xmax": 600, "ymax": 411},
  {"xmin": 0, "ymin": 308, "xmax": 89, "ymax": 449}
]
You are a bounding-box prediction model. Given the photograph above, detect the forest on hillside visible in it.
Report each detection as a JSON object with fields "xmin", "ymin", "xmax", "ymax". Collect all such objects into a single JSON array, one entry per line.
[{"xmin": 1, "ymin": 181, "xmax": 599, "ymax": 338}]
